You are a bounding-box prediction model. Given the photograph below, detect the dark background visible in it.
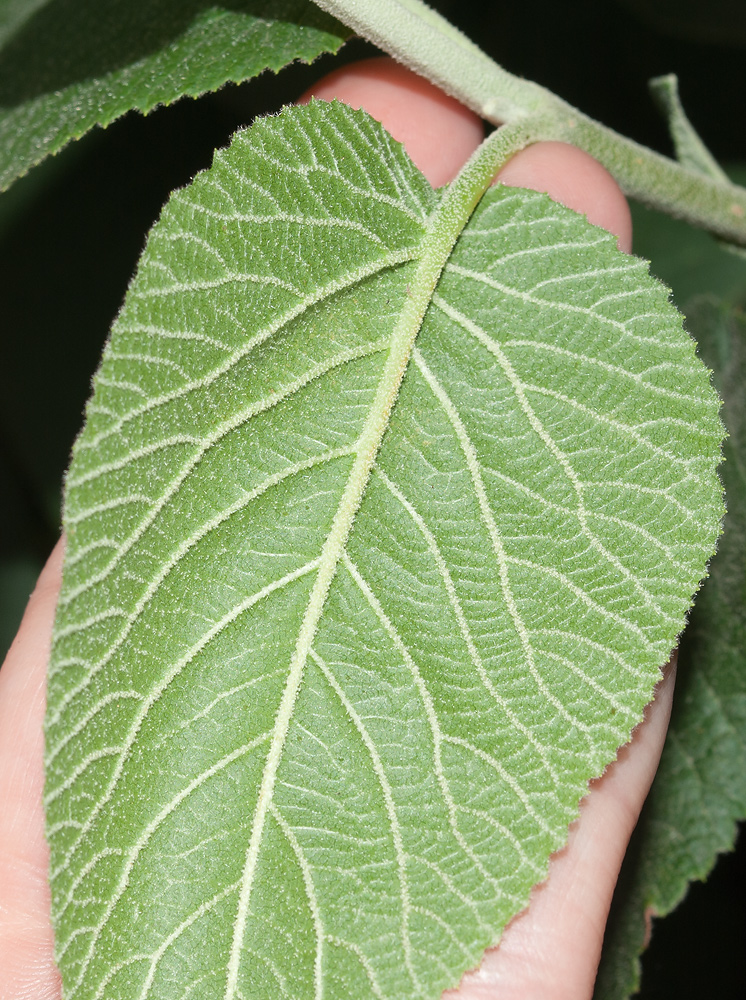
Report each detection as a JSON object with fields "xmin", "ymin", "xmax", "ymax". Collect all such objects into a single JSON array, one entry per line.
[{"xmin": 1, "ymin": 1, "xmax": 744, "ymax": 995}]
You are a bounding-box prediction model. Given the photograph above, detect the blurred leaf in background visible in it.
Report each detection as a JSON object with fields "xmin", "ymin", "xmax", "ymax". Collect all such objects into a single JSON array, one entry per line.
[
  {"xmin": 596, "ymin": 184, "xmax": 746, "ymax": 999},
  {"xmin": 0, "ymin": 0, "xmax": 348, "ymax": 189},
  {"xmin": 616, "ymin": 0, "xmax": 746, "ymax": 48}
]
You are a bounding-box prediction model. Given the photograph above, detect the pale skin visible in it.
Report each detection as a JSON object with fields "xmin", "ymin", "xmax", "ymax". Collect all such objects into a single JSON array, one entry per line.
[{"xmin": 0, "ymin": 58, "xmax": 674, "ymax": 1000}]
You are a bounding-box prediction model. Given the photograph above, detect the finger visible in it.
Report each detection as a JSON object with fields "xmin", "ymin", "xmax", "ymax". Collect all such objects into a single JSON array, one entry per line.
[
  {"xmin": 297, "ymin": 56, "xmax": 485, "ymax": 187},
  {"xmin": 496, "ymin": 142, "xmax": 633, "ymax": 252},
  {"xmin": 299, "ymin": 57, "xmax": 631, "ymax": 252},
  {"xmin": 0, "ymin": 538, "xmax": 64, "ymax": 999}
]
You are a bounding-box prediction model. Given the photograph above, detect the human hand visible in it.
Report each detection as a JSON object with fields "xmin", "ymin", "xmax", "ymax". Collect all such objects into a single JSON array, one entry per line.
[{"xmin": 0, "ymin": 59, "xmax": 672, "ymax": 1000}]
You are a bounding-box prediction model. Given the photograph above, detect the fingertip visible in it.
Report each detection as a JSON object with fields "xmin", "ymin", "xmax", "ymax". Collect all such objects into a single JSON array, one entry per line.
[
  {"xmin": 298, "ymin": 63, "xmax": 631, "ymax": 253},
  {"xmin": 0, "ymin": 539, "xmax": 64, "ymax": 1000},
  {"xmin": 0, "ymin": 536, "xmax": 64, "ymax": 815},
  {"xmin": 297, "ymin": 57, "xmax": 484, "ymax": 187},
  {"xmin": 446, "ymin": 655, "xmax": 675, "ymax": 1000},
  {"xmin": 34, "ymin": 535, "xmax": 65, "ymax": 607},
  {"xmin": 496, "ymin": 141, "xmax": 633, "ymax": 253}
]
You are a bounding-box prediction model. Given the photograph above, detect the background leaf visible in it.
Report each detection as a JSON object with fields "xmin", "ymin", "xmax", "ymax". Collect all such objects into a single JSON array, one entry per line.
[
  {"xmin": 596, "ymin": 297, "xmax": 746, "ymax": 1000},
  {"xmin": 0, "ymin": 0, "xmax": 349, "ymax": 191},
  {"xmin": 628, "ymin": 177, "xmax": 746, "ymax": 306},
  {"xmin": 595, "ymin": 187, "xmax": 746, "ymax": 998},
  {"xmin": 0, "ymin": 0, "xmax": 48, "ymax": 47},
  {"xmin": 46, "ymin": 102, "xmax": 722, "ymax": 999},
  {"xmin": 0, "ymin": 553, "xmax": 38, "ymax": 652}
]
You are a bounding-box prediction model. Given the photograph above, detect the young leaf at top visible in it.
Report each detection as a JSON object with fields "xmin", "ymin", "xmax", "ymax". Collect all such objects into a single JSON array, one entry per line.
[
  {"xmin": 0, "ymin": 0, "xmax": 349, "ymax": 191},
  {"xmin": 46, "ymin": 101, "xmax": 723, "ymax": 999}
]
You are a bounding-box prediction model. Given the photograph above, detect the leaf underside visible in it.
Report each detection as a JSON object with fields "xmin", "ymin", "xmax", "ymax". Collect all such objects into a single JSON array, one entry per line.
[
  {"xmin": 595, "ymin": 297, "xmax": 746, "ymax": 1000},
  {"xmin": 0, "ymin": 0, "xmax": 349, "ymax": 191},
  {"xmin": 46, "ymin": 102, "xmax": 723, "ymax": 1000}
]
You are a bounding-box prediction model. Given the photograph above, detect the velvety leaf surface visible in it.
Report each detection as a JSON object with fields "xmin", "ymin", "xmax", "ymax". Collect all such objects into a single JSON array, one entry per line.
[
  {"xmin": 0, "ymin": 0, "xmax": 348, "ymax": 191},
  {"xmin": 46, "ymin": 102, "xmax": 723, "ymax": 1000},
  {"xmin": 595, "ymin": 296, "xmax": 746, "ymax": 1000}
]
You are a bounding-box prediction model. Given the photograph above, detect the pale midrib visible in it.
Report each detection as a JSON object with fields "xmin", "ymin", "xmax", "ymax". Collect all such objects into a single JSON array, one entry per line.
[{"xmin": 223, "ymin": 160, "xmax": 487, "ymax": 998}]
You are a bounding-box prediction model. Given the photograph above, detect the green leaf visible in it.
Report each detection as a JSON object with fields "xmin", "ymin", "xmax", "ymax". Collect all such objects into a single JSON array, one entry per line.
[
  {"xmin": 628, "ymin": 167, "xmax": 746, "ymax": 310},
  {"xmin": 0, "ymin": 0, "xmax": 349, "ymax": 191},
  {"xmin": 595, "ymin": 297, "xmax": 746, "ymax": 1000},
  {"xmin": 46, "ymin": 102, "xmax": 723, "ymax": 999},
  {"xmin": 594, "ymin": 188, "xmax": 746, "ymax": 999}
]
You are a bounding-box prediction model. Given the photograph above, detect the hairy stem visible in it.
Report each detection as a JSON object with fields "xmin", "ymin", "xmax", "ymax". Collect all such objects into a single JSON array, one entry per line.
[
  {"xmin": 311, "ymin": 0, "xmax": 561, "ymax": 121},
  {"xmin": 312, "ymin": 0, "xmax": 746, "ymax": 247},
  {"xmin": 536, "ymin": 112, "xmax": 746, "ymax": 245}
]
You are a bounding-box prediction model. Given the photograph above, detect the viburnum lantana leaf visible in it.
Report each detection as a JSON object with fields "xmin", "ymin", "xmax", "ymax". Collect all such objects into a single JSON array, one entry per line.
[
  {"xmin": 45, "ymin": 101, "xmax": 723, "ymax": 999},
  {"xmin": 0, "ymin": 0, "xmax": 349, "ymax": 191}
]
